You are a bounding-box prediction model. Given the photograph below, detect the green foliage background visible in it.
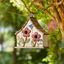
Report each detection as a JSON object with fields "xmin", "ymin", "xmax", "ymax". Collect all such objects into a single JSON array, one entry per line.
[{"xmin": 0, "ymin": 0, "xmax": 64, "ymax": 64}]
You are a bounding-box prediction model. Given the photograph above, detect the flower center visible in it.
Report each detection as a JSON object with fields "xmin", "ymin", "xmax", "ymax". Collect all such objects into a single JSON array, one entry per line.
[
  {"xmin": 35, "ymin": 35, "xmax": 37, "ymax": 38},
  {"xmin": 25, "ymin": 31, "xmax": 28, "ymax": 34}
]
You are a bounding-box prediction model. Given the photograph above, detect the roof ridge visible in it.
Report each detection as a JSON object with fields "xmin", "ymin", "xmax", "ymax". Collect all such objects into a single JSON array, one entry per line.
[
  {"xmin": 30, "ymin": 17, "xmax": 48, "ymax": 35},
  {"xmin": 15, "ymin": 16, "xmax": 48, "ymax": 35}
]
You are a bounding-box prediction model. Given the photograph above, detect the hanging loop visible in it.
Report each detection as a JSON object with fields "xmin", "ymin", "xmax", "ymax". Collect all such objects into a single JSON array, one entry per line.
[{"xmin": 29, "ymin": 13, "xmax": 34, "ymax": 18}]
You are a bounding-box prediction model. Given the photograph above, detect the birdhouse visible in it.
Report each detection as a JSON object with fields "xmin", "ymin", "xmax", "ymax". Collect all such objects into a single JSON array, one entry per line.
[{"xmin": 15, "ymin": 15, "xmax": 49, "ymax": 48}]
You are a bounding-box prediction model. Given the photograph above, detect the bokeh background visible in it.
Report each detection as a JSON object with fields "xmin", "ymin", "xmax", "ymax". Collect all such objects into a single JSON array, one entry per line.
[{"xmin": 0, "ymin": 0, "xmax": 64, "ymax": 64}]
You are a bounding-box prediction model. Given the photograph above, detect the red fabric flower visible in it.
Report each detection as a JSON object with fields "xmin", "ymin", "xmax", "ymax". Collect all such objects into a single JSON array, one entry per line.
[
  {"xmin": 32, "ymin": 32, "xmax": 41, "ymax": 42},
  {"xmin": 22, "ymin": 27, "xmax": 31, "ymax": 37}
]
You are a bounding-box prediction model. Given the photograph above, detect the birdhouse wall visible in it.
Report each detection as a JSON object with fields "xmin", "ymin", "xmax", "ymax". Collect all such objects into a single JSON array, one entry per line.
[
  {"xmin": 16, "ymin": 20, "xmax": 45, "ymax": 48},
  {"xmin": 43, "ymin": 35, "xmax": 49, "ymax": 48}
]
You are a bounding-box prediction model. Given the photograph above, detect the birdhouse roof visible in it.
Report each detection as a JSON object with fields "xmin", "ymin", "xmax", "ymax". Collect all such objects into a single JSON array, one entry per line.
[{"xmin": 15, "ymin": 16, "xmax": 48, "ymax": 35}]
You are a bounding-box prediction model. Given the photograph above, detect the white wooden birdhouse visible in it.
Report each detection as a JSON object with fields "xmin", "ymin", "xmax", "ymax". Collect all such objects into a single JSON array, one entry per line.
[{"xmin": 15, "ymin": 15, "xmax": 49, "ymax": 48}]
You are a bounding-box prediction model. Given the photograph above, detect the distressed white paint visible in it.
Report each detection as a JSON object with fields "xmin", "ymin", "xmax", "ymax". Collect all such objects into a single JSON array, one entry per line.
[{"xmin": 16, "ymin": 20, "xmax": 44, "ymax": 48}]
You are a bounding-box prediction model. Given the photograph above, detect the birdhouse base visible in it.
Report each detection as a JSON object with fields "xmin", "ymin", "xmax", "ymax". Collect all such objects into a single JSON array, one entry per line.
[{"xmin": 15, "ymin": 46, "xmax": 44, "ymax": 48}]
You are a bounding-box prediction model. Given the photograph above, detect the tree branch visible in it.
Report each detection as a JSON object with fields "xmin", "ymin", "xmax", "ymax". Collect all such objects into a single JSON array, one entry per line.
[
  {"xmin": 53, "ymin": 0, "xmax": 63, "ymax": 6},
  {"xmin": 21, "ymin": 0, "xmax": 63, "ymax": 21},
  {"xmin": 21, "ymin": 0, "xmax": 32, "ymax": 13}
]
